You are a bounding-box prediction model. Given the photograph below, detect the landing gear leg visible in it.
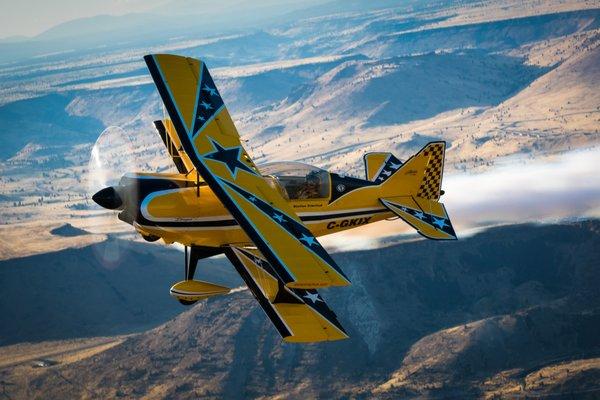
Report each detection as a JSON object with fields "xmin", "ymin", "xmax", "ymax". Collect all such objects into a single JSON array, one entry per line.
[
  {"xmin": 179, "ymin": 246, "xmax": 200, "ymax": 305},
  {"xmin": 185, "ymin": 245, "xmax": 200, "ymax": 281}
]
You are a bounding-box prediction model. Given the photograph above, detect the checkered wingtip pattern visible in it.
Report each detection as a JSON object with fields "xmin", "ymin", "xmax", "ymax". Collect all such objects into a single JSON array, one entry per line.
[{"xmin": 416, "ymin": 143, "xmax": 445, "ymax": 200}]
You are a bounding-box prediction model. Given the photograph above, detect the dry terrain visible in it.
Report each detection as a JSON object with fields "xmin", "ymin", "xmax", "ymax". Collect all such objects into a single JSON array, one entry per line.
[
  {"xmin": 0, "ymin": 0, "xmax": 599, "ymax": 261},
  {"xmin": 0, "ymin": 1, "xmax": 599, "ymax": 398},
  {"xmin": 0, "ymin": 221, "xmax": 597, "ymax": 399}
]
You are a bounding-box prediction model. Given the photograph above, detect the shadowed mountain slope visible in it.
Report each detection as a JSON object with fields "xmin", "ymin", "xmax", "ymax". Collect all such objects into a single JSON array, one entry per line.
[
  {"xmin": 0, "ymin": 238, "xmax": 240, "ymax": 345},
  {"xmin": 0, "ymin": 94, "xmax": 104, "ymax": 160},
  {"xmin": 16, "ymin": 221, "xmax": 600, "ymax": 399}
]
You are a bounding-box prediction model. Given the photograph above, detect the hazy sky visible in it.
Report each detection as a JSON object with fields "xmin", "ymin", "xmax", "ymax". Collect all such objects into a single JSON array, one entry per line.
[
  {"xmin": 0, "ymin": 0, "xmax": 167, "ymax": 39},
  {"xmin": 0, "ymin": 0, "xmax": 325, "ymax": 39}
]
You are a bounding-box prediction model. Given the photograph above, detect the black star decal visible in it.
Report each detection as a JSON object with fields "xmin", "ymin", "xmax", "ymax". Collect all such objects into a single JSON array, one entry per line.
[{"xmin": 204, "ymin": 140, "xmax": 255, "ymax": 177}]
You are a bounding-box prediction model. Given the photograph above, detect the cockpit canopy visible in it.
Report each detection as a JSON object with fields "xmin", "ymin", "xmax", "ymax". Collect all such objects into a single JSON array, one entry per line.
[{"xmin": 259, "ymin": 162, "xmax": 330, "ymax": 200}]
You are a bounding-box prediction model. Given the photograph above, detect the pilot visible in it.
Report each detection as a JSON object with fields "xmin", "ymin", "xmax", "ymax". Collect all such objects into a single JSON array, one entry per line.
[{"xmin": 297, "ymin": 171, "xmax": 322, "ymax": 199}]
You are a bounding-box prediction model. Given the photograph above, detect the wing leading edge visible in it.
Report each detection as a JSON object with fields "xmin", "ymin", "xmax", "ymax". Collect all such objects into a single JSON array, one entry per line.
[{"xmin": 144, "ymin": 54, "xmax": 349, "ymax": 289}]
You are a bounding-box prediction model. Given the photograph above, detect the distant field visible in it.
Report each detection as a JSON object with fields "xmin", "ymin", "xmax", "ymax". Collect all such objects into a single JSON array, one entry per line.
[{"xmin": 0, "ymin": 0, "xmax": 598, "ymax": 261}]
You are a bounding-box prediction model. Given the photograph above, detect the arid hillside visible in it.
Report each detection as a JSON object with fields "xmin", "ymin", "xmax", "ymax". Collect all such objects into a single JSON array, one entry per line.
[{"xmin": 1, "ymin": 221, "xmax": 597, "ymax": 399}]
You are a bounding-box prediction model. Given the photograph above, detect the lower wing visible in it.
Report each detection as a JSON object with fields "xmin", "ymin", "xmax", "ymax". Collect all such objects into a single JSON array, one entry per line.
[{"xmin": 224, "ymin": 246, "xmax": 348, "ymax": 343}]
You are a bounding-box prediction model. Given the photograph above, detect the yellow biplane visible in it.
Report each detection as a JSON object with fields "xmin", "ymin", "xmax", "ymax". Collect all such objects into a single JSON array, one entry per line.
[{"xmin": 92, "ymin": 54, "xmax": 456, "ymax": 343}]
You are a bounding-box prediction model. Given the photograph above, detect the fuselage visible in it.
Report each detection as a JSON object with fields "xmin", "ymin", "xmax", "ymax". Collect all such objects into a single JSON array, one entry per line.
[{"xmin": 116, "ymin": 168, "xmax": 395, "ymax": 247}]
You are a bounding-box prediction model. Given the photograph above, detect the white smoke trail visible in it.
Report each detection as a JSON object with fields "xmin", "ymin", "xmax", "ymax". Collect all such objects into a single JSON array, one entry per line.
[
  {"xmin": 321, "ymin": 147, "xmax": 600, "ymax": 250},
  {"xmin": 443, "ymin": 147, "xmax": 600, "ymax": 228}
]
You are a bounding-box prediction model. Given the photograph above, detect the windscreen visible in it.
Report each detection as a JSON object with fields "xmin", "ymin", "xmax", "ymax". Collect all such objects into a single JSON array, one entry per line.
[{"xmin": 260, "ymin": 162, "xmax": 330, "ymax": 200}]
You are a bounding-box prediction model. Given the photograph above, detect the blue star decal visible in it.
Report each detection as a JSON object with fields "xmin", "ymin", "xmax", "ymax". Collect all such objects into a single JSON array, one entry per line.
[
  {"xmin": 203, "ymin": 84, "xmax": 218, "ymax": 97},
  {"xmin": 390, "ymin": 162, "xmax": 402, "ymax": 170},
  {"xmin": 197, "ymin": 115, "xmax": 205, "ymax": 121},
  {"xmin": 248, "ymin": 196, "xmax": 257, "ymax": 202},
  {"xmin": 204, "ymin": 140, "xmax": 256, "ymax": 178},
  {"xmin": 414, "ymin": 211, "xmax": 425, "ymax": 220},
  {"xmin": 299, "ymin": 233, "xmax": 317, "ymax": 247},
  {"xmin": 432, "ymin": 217, "xmax": 447, "ymax": 229},
  {"xmin": 273, "ymin": 213, "xmax": 286, "ymax": 223},
  {"xmin": 200, "ymin": 101, "xmax": 212, "ymax": 110}
]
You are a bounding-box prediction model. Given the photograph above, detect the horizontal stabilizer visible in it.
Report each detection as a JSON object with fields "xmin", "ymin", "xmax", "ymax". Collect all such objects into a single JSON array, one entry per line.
[
  {"xmin": 225, "ymin": 246, "xmax": 348, "ymax": 343},
  {"xmin": 381, "ymin": 196, "xmax": 456, "ymax": 240}
]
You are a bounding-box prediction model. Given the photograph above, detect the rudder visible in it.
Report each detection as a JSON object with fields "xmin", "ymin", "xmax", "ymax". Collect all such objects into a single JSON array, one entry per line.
[
  {"xmin": 379, "ymin": 141, "xmax": 446, "ymax": 200},
  {"xmin": 415, "ymin": 142, "xmax": 445, "ymax": 200}
]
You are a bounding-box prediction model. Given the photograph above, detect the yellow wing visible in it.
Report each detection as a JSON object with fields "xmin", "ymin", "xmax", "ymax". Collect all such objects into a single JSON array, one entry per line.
[
  {"xmin": 144, "ymin": 54, "xmax": 349, "ymax": 289},
  {"xmin": 225, "ymin": 246, "xmax": 348, "ymax": 342}
]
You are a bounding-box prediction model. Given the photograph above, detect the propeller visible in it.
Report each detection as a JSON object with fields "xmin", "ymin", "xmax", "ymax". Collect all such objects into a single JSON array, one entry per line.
[{"xmin": 86, "ymin": 126, "xmax": 143, "ymax": 267}]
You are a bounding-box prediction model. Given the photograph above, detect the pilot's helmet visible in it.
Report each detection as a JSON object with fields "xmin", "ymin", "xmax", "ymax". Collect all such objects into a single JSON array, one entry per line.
[{"xmin": 306, "ymin": 170, "xmax": 321, "ymax": 184}]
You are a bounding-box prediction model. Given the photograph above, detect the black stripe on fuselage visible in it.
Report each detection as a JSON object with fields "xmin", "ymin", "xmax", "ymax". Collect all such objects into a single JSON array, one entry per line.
[
  {"xmin": 142, "ymin": 208, "xmax": 389, "ymax": 228},
  {"xmin": 300, "ymin": 208, "xmax": 386, "ymax": 221}
]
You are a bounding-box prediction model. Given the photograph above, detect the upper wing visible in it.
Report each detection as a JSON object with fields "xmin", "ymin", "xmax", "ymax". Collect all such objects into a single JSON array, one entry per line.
[
  {"xmin": 224, "ymin": 246, "xmax": 348, "ymax": 342},
  {"xmin": 153, "ymin": 119, "xmax": 196, "ymax": 175},
  {"xmin": 144, "ymin": 54, "xmax": 349, "ymax": 289}
]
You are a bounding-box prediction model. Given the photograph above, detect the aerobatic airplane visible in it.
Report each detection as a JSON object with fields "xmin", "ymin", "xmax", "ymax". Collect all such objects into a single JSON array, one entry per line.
[{"xmin": 92, "ymin": 54, "xmax": 457, "ymax": 342}]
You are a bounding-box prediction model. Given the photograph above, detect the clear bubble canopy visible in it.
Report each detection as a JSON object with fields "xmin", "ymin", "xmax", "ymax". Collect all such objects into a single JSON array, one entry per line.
[{"xmin": 259, "ymin": 161, "xmax": 330, "ymax": 200}]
